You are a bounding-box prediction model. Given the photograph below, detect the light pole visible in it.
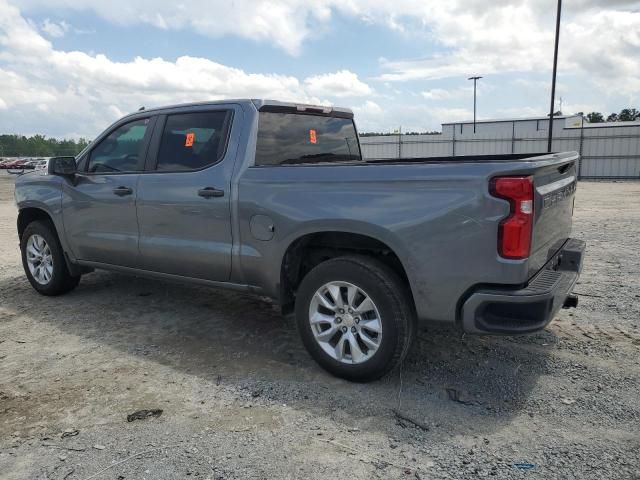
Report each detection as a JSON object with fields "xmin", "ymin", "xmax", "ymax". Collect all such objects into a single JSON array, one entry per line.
[
  {"xmin": 468, "ymin": 76, "xmax": 482, "ymax": 134},
  {"xmin": 547, "ymin": 0, "xmax": 562, "ymax": 153}
]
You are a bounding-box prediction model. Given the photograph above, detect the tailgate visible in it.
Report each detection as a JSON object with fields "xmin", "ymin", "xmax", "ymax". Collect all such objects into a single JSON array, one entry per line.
[{"xmin": 529, "ymin": 157, "xmax": 577, "ymax": 276}]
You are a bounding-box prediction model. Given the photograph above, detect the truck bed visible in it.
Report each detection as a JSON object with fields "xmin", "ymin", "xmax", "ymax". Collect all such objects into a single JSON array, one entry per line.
[
  {"xmin": 370, "ymin": 152, "xmax": 579, "ymax": 275},
  {"xmin": 240, "ymin": 150, "xmax": 579, "ymax": 322}
]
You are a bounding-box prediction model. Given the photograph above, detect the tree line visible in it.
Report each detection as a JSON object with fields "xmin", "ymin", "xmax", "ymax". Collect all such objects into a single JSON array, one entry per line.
[
  {"xmin": 584, "ymin": 108, "xmax": 640, "ymax": 124},
  {"xmin": 0, "ymin": 134, "xmax": 90, "ymax": 158}
]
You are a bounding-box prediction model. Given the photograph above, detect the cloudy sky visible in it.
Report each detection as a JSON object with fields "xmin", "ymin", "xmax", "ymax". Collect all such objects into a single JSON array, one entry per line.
[{"xmin": 0, "ymin": 0, "xmax": 638, "ymax": 138}]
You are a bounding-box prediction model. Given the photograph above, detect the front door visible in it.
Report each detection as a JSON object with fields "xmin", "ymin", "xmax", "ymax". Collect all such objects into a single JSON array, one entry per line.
[
  {"xmin": 62, "ymin": 117, "xmax": 154, "ymax": 267},
  {"xmin": 136, "ymin": 108, "xmax": 237, "ymax": 281}
]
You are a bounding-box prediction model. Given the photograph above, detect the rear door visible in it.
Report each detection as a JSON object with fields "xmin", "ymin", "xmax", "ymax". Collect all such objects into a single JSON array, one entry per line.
[
  {"xmin": 63, "ymin": 116, "xmax": 155, "ymax": 267},
  {"xmin": 530, "ymin": 157, "xmax": 578, "ymax": 274},
  {"xmin": 136, "ymin": 106, "xmax": 239, "ymax": 281}
]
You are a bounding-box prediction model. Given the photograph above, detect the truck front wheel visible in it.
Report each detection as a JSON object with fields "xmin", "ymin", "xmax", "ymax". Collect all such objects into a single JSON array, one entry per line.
[
  {"xmin": 20, "ymin": 220, "xmax": 81, "ymax": 296},
  {"xmin": 295, "ymin": 256, "xmax": 415, "ymax": 382}
]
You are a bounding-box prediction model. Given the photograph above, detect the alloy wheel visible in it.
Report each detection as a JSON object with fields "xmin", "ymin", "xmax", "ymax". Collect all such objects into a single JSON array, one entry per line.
[
  {"xmin": 26, "ymin": 234, "xmax": 54, "ymax": 285},
  {"xmin": 308, "ymin": 281, "xmax": 383, "ymax": 364}
]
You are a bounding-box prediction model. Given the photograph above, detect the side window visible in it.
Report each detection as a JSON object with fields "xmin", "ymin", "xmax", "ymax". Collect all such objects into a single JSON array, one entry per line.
[
  {"xmin": 88, "ymin": 118, "xmax": 149, "ymax": 173},
  {"xmin": 156, "ymin": 111, "xmax": 230, "ymax": 171}
]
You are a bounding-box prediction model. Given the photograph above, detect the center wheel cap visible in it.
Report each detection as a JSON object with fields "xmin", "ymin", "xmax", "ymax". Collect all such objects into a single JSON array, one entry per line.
[{"xmin": 342, "ymin": 313, "xmax": 355, "ymax": 327}]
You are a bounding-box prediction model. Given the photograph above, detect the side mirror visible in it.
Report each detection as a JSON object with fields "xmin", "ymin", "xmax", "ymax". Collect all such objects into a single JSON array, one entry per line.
[{"xmin": 48, "ymin": 156, "xmax": 77, "ymax": 176}]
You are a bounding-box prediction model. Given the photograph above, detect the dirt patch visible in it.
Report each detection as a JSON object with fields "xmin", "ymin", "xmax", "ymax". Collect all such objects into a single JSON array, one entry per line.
[{"xmin": 1, "ymin": 172, "xmax": 639, "ymax": 479}]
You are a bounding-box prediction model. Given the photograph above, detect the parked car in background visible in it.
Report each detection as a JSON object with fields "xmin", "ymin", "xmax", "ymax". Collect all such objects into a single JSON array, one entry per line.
[
  {"xmin": 22, "ymin": 160, "xmax": 38, "ymax": 169},
  {"xmin": 6, "ymin": 159, "xmax": 30, "ymax": 169},
  {"xmin": 1, "ymin": 158, "xmax": 49, "ymax": 171},
  {"xmin": 1, "ymin": 158, "xmax": 21, "ymax": 168},
  {"xmin": 13, "ymin": 99, "xmax": 585, "ymax": 381},
  {"xmin": 33, "ymin": 159, "xmax": 49, "ymax": 171}
]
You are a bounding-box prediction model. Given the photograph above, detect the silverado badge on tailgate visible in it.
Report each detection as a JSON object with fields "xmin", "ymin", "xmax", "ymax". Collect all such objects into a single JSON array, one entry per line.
[{"xmin": 542, "ymin": 179, "xmax": 577, "ymax": 209}]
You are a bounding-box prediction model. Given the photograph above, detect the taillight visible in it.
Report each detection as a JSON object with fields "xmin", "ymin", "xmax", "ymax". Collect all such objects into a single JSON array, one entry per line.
[{"xmin": 490, "ymin": 176, "xmax": 534, "ymax": 259}]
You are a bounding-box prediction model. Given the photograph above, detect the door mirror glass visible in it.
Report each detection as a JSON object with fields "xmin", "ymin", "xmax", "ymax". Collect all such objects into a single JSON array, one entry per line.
[{"xmin": 48, "ymin": 156, "xmax": 77, "ymax": 176}]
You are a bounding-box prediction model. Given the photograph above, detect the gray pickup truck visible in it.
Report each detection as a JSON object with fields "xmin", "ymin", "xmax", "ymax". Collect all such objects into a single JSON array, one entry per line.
[{"xmin": 14, "ymin": 99, "xmax": 585, "ymax": 381}]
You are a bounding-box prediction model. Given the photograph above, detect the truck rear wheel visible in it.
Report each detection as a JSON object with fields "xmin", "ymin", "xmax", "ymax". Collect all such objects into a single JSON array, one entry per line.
[
  {"xmin": 20, "ymin": 220, "xmax": 80, "ymax": 296},
  {"xmin": 295, "ymin": 255, "xmax": 415, "ymax": 382}
]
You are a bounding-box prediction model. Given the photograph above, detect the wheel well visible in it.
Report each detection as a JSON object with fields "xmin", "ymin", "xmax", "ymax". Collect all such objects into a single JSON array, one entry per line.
[
  {"xmin": 280, "ymin": 232, "xmax": 412, "ymax": 314},
  {"xmin": 17, "ymin": 207, "xmax": 89, "ymax": 277},
  {"xmin": 17, "ymin": 208, "xmax": 54, "ymax": 240}
]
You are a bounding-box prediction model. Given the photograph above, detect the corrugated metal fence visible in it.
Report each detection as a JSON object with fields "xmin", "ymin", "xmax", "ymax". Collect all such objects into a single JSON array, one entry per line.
[{"xmin": 360, "ymin": 124, "xmax": 640, "ymax": 179}]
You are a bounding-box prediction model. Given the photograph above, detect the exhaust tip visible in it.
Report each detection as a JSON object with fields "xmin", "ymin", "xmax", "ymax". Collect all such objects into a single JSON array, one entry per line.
[{"xmin": 563, "ymin": 293, "xmax": 579, "ymax": 309}]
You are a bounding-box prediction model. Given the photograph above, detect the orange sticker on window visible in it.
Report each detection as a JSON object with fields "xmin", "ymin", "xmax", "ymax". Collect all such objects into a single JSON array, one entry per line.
[
  {"xmin": 309, "ymin": 129, "xmax": 317, "ymax": 144},
  {"xmin": 185, "ymin": 132, "xmax": 195, "ymax": 147}
]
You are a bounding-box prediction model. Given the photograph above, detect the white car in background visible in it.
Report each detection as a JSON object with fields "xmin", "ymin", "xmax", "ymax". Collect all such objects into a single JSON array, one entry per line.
[{"xmin": 33, "ymin": 158, "xmax": 49, "ymax": 171}]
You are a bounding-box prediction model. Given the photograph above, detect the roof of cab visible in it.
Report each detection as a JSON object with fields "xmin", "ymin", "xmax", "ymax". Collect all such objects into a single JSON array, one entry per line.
[{"xmin": 122, "ymin": 99, "xmax": 353, "ymax": 119}]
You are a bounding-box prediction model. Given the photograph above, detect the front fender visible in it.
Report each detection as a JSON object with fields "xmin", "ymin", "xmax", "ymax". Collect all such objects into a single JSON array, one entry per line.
[{"xmin": 15, "ymin": 174, "xmax": 72, "ymax": 258}]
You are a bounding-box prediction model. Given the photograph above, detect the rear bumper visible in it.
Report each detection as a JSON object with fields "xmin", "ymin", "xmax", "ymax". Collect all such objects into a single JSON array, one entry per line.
[{"xmin": 460, "ymin": 238, "xmax": 585, "ymax": 334}]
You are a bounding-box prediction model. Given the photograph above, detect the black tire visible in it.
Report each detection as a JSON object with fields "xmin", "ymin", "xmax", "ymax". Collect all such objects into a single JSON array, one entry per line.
[
  {"xmin": 295, "ymin": 255, "xmax": 416, "ymax": 382},
  {"xmin": 20, "ymin": 220, "xmax": 81, "ymax": 296}
]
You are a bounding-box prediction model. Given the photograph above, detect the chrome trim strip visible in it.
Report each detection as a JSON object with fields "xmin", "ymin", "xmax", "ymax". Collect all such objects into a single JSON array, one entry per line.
[{"xmin": 537, "ymin": 175, "xmax": 576, "ymax": 195}]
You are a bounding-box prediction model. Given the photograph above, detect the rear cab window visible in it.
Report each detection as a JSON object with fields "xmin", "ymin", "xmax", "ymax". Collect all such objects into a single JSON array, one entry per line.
[{"xmin": 255, "ymin": 111, "xmax": 361, "ymax": 166}]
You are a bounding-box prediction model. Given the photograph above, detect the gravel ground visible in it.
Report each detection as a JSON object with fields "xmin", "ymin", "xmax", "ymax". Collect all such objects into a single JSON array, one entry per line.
[{"xmin": 1, "ymin": 171, "xmax": 639, "ymax": 480}]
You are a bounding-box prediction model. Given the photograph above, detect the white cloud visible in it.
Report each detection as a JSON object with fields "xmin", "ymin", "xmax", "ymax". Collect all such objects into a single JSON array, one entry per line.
[
  {"xmin": 304, "ymin": 70, "xmax": 373, "ymax": 98},
  {"xmin": 420, "ymin": 87, "xmax": 477, "ymax": 101},
  {"xmin": 494, "ymin": 106, "xmax": 548, "ymax": 119},
  {"xmin": 421, "ymin": 89, "xmax": 453, "ymax": 101},
  {"xmin": 562, "ymin": 10, "xmax": 640, "ymax": 97},
  {"xmin": 353, "ymin": 100, "xmax": 382, "ymax": 119},
  {"xmin": 1, "ymin": 0, "xmax": 639, "ymax": 136},
  {"xmin": 351, "ymin": 100, "xmax": 385, "ymax": 131},
  {"xmin": 40, "ymin": 18, "xmax": 70, "ymax": 37},
  {"xmin": 0, "ymin": 68, "xmax": 58, "ymax": 106},
  {"xmin": 420, "ymin": 83, "xmax": 494, "ymax": 104},
  {"xmin": 356, "ymin": 100, "xmax": 382, "ymax": 115},
  {"xmin": 374, "ymin": 2, "xmax": 640, "ymax": 100},
  {"xmin": 428, "ymin": 107, "xmax": 473, "ymax": 125},
  {"xmin": 17, "ymin": 0, "xmax": 334, "ymax": 56},
  {"xmin": 15, "ymin": 0, "xmax": 638, "ymax": 99},
  {"xmin": 352, "ymin": 100, "xmax": 472, "ymax": 133},
  {"xmin": 0, "ymin": 1, "xmax": 375, "ymax": 137}
]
